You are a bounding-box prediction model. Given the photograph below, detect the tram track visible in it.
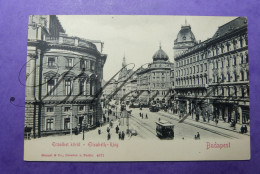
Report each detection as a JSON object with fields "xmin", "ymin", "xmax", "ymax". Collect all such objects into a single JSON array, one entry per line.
[
  {"xmin": 130, "ymin": 115, "xmax": 158, "ymax": 138},
  {"xmin": 159, "ymin": 112, "xmax": 239, "ymax": 139}
]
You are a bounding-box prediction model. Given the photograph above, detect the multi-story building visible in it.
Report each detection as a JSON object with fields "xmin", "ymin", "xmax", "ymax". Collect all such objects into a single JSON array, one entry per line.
[
  {"xmin": 25, "ymin": 15, "xmax": 107, "ymax": 138},
  {"xmin": 174, "ymin": 39, "xmax": 210, "ymax": 116},
  {"xmin": 207, "ymin": 17, "xmax": 249, "ymax": 124},
  {"xmin": 136, "ymin": 45, "xmax": 174, "ymax": 106},
  {"xmin": 173, "ymin": 17, "xmax": 249, "ymax": 124}
]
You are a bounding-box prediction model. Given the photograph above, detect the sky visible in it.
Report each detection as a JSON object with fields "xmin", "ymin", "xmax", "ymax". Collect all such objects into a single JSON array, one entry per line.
[{"xmin": 58, "ymin": 15, "xmax": 236, "ymax": 81}]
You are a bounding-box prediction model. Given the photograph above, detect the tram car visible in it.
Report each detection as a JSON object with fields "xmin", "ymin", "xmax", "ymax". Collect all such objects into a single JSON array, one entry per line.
[
  {"xmin": 149, "ymin": 104, "xmax": 159, "ymax": 112},
  {"xmin": 155, "ymin": 120, "xmax": 174, "ymax": 139}
]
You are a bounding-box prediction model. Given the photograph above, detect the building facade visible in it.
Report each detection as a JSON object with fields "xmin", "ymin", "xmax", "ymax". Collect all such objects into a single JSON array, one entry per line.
[
  {"xmin": 115, "ymin": 56, "xmax": 135, "ymax": 102},
  {"xmin": 174, "ymin": 17, "xmax": 249, "ymax": 124},
  {"xmin": 137, "ymin": 45, "xmax": 174, "ymax": 106},
  {"xmin": 25, "ymin": 15, "xmax": 107, "ymax": 138},
  {"xmin": 207, "ymin": 17, "xmax": 249, "ymax": 124}
]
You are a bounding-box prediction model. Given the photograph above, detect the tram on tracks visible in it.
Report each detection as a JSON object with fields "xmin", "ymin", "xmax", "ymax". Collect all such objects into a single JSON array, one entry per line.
[{"xmin": 155, "ymin": 120, "xmax": 174, "ymax": 139}]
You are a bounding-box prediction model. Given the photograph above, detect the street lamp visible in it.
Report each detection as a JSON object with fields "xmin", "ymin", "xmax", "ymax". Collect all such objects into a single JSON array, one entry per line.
[{"xmin": 70, "ymin": 109, "xmax": 73, "ymax": 140}]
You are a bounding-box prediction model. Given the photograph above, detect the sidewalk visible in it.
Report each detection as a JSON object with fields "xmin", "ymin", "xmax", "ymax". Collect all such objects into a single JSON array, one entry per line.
[{"xmin": 160, "ymin": 110, "xmax": 250, "ymax": 136}]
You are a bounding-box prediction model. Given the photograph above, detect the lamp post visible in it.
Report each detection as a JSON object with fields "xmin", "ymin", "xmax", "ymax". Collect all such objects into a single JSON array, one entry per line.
[
  {"xmin": 69, "ymin": 104, "xmax": 73, "ymax": 140},
  {"xmin": 83, "ymin": 115, "xmax": 87, "ymax": 140}
]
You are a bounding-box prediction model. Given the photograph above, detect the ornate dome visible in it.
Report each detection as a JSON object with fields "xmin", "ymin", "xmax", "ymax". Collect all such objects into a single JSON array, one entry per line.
[
  {"xmin": 175, "ymin": 25, "xmax": 196, "ymax": 44},
  {"xmin": 152, "ymin": 45, "xmax": 169, "ymax": 61}
]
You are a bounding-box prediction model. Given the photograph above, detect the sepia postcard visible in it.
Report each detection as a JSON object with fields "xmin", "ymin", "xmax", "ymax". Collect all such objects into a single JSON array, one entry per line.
[{"xmin": 24, "ymin": 15, "xmax": 250, "ymax": 161}]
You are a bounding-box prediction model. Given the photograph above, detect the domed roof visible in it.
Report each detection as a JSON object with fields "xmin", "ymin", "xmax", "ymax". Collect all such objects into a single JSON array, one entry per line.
[
  {"xmin": 175, "ymin": 25, "xmax": 196, "ymax": 44},
  {"xmin": 152, "ymin": 45, "xmax": 169, "ymax": 61}
]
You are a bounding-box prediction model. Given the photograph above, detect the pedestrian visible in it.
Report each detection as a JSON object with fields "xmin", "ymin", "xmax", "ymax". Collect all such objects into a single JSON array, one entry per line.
[
  {"xmin": 107, "ymin": 133, "xmax": 111, "ymax": 140},
  {"xmin": 142, "ymin": 114, "xmax": 143, "ymax": 119},
  {"xmin": 119, "ymin": 131, "xmax": 121, "ymax": 140},
  {"xmin": 122, "ymin": 131, "xmax": 125, "ymax": 140},
  {"xmin": 244, "ymin": 125, "xmax": 248, "ymax": 133},
  {"xmin": 116, "ymin": 125, "xmax": 119, "ymax": 134},
  {"xmin": 146, "ymin": 114, "xmax": 148, "ymax": 119},
  {"xmin": 197, "ymin": 132, "xmax": 200, "ymax": 139},
  {"xmin": 158, "ymin": 118, "xmax": 161, "ymax": 122},
  {"xmin": 107, "ymin": 117, "xmax": 110, "ymax": 122},
  {"xmin": 107, "ymin": 127, "xmax": 110, "ymax": 133},
  {"xmin": 98, "ymin": 129, "xmax": 101, "ymax": 135},
  {"xmin": 139, "ymin": 112, "xmax": 141, "ymax": 117},
  {"xmin": 240, "ymin": 125, "xmax": 244, "ymax": 134},
  {"xmin": 195, "ymin": 132, "xmax": 200, "ymax": 139}
]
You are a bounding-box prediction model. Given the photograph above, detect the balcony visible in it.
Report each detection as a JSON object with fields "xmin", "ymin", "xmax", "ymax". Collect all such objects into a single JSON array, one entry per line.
[
  {"xmin": 174, "ymin": 84, "xmax": 207, "ymax": 89},
  {"xmin": 45, "ymin": 34, "xmax": 97, "ymax": 51}
]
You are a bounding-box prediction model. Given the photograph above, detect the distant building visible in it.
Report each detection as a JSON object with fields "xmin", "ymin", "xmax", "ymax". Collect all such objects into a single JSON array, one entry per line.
[
  {"xmin": 25, "ymin": 15, "xmax": 107, "ymax": 138},
  {"xmin": 173, "ymin": 17, "xmax": 249, "ymax": 124},
  {"xmin": 102, "ymin": 79, "xmax": 117, "ymax": 99},
  {"xmin": 115, "ymin": 56, "xmax": 135, "ymax": 102},
  {"xmin": 137, "ymin": 45, "xmax": 174, "ymax": 106}
]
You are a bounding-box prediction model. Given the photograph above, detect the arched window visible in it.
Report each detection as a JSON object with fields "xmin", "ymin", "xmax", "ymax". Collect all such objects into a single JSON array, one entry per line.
[
  {"xmin": 65, "ymin": 80, "xmax": 72, "ymax": 95},
  {"xmin": 234, "ymin": 72, "xmax": 237, "ymax": 82},
  {"xmin": 233, "ymin": 55, "xmax": 236, "ymax": 66},
  {"xmin": 234, "ymin": 87, "xmax": 237, "ymax": 97},
  {"xmin": 241, "ymin": 87, "xmax": 245, "ymax": 97},
  {"xmin": 47, "ymin": 79, "xmax": 55, "ymax": 96},
  {"xmin": 240, "ymin": 53, "xmax": 244, "ymax": 64},
  {"xmin": 245, "ymin": 52, "xmax": 248, "ymax": 63},
  {"xmin": 240, "ymin": 71, "xmax": 244, "ymax": 81}
]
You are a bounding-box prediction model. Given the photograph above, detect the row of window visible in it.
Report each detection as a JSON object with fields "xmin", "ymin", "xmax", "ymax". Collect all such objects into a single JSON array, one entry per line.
[
  {"xmin": 176, "ymin": 63, "xmax": 207, "ymax": 77},
  {"xmin": 47, "ymin": 57, "xmax": 96, "ymax": 71},
  {"xmin": 212, "ymin": 86, "xmax": 249, "ymax": 98},
  {"xmin": 176, "ymin": 36, "xmax": 248, "ymax": 68},
  {"xmin": 212, "ymin": 70, "xmax": 249, "ymax": 83},
  {"xmin": 177, "ymin": 54, "xmax": 205, "ymax": 67},
  {"xmin": 176, "ymin": 76, "xmax": 208, "ymax": 86},
  {"xmin": 46, "ymin": 105, "xmax": 94, "ymax": 113},
  {"xmin": 46, "ymin": 115, "xmax": 94, "ymax": 131},
  {"xmin": 47, "ymin": 79, "xmax": 96, "ymax": 96},
  {"xmin": 213, "ymin": 53, "xmax": 248, "ymax": 69},
  {"xmin": 208, "ymin": 36, "xmax": 248, "ymax": 58}
]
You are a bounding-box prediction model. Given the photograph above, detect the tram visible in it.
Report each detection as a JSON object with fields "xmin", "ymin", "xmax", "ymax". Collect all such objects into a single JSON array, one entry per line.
[
  {"xmin": 155, "ymin": 120, "xmax": 174, "ymax": 139},
  {"xmin": 149, "ymin": 104, "xmax": 159, "ymax": 112}
]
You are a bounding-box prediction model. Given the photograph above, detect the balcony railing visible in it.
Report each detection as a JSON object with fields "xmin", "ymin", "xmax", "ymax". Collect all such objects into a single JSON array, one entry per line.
[
  {"xmin": 174, "ymin": 84, "xmax": 207, "ymax": 89},
  {"xmin": 45, "ymin": 34, "xmax": 97, "ymax": 51}
]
